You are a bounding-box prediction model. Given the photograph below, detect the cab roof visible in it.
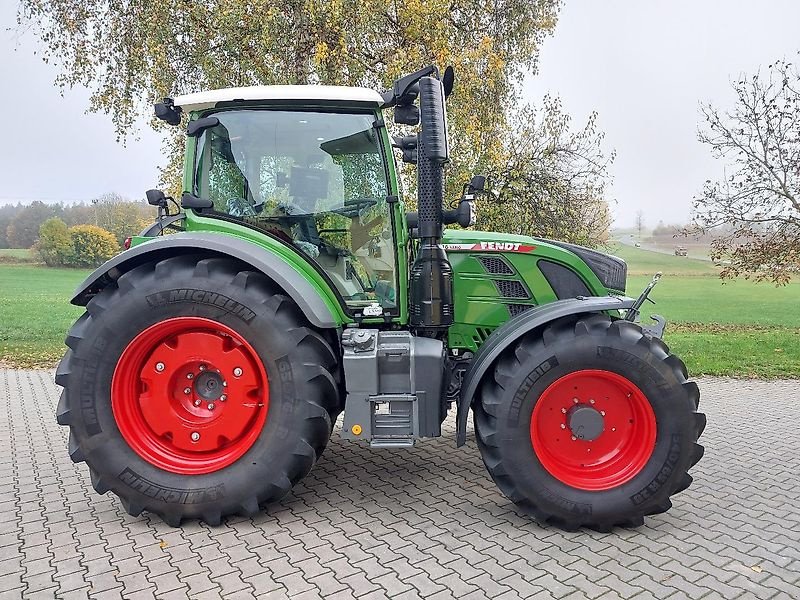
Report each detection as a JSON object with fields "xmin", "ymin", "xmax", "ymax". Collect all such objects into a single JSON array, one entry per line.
[{"xmin": 173, "ymin": 85, "xmax": 384, "ymax": 112}]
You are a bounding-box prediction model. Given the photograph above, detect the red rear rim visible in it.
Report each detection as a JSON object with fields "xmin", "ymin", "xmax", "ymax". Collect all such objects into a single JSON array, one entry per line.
[
  {"xmin": 112, "ymin": 317, "xmax": 269, "ymax": 475},
  {"xmin": 530, "ymin": 370, "xmax": 656, "ymax": 491}
]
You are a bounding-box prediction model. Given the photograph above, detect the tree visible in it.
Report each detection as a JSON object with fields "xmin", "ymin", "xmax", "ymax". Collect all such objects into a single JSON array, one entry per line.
[
  {"xmin": 692, "ymin": 58, "xmax": 800, "ymax": 284},
  {"xmin": 6, "ymin": 201, "xmax": 61, "ymax": 249},
  {"xmin": 92, "ymin": 192, "xmax": 153, "ymax": 245},
  {"xmin": 0, "ymin": 204, "xmax": 20, "ymax": 248},
  {"xmin": 635, "ymin": 210, "xmax": 644, "ymax": 238},
  {"xmin": 17, "ymin": 1, "xmax": 615, "ymax": 246},
  {"xmin": 36, "ymin": 217, "xmax": 73, "ymax": 266},
  {"xmin": 68, "ymin": 224, "xmax": 120, "ymax": 267},
  {"xmin": 482, "ymin": 97, "xmax": 614, "ymax": 246}
]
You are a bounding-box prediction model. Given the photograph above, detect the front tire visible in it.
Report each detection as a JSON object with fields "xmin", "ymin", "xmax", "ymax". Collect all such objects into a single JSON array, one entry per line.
[
  {"xmin": 474, "ymin": 314, "xmax": 705, "ymax": 531},
  {"xmin": 55, "ymin": 255, "xmax": 339, "ymax": 526}
]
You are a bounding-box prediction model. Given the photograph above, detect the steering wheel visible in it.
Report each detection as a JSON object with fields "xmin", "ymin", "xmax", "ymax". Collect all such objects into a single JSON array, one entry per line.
[{"xmin": 329, "ymin": 197, "xmax": 378, "ymax": 218}]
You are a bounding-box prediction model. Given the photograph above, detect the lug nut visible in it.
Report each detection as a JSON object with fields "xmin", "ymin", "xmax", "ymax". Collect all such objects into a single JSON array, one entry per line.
[
  {"xmin": 233, "ymin": 367, "xmax": 243, "ymax": 377},
  {"xmin": 219, "ymin": 395, "xmax": 227, "ymax": 402},
  {"xmin": 186, "ymin": 373, "xmax": 194, "ymax": 380},
  {"xmin": 207, "ymin": 403, "xmax": 215, "ymax": 411},
  {"xmin": 560, "ymin": 424, "xmax": 566, "ymax": 429},
  {"xmin": 155, "ymin": 362, "xmax": 165, "ymax": 372},
  {"xmin": 222, "ymin": 381, "xmax": 227, "ymax": 387},
  {"xmin": 184, "ymin": 387, "xmax": 192, "ymax": 394},
  {"xmin": 573, "ymin": 398, "xmax": 579, "ymax": 404},
  {"xmin": 571, "ymin": 435, "xmax": 577, "ymax": 441},
  {"xmin": 194, "ymin": 399, "xmax": 202, "ymax": 407},
  {"xmin": 600, "ymin": 411, "xmax": 606, "ymax": 417},
  {"xmin": 589, "ymin": 399, "xmax": 595, "ymax": 405},
  {"xmin": 199, "ymin": 364, "xmax": 207, "ymax": 371},
  {"xmin": 191, "ymin": 432, "xmax": 200, "ymax": 442},
  {"xmin": 561, "ymin": 407, "xmax": 567, "ymax": 414}
]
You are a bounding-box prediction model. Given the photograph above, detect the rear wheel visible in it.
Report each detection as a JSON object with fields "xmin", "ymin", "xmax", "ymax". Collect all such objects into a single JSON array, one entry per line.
[
  {"xmin": 474, "ymin": 314, "xmax": 705, "ymax": 531},
  {"xmin": 56, "ymin": 255, "xmax": 339, "ymax": 526}
]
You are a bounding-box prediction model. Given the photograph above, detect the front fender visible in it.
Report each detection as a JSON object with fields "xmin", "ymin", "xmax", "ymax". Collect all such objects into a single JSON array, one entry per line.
[
  {"xmin": 456, "ymin": 295, "xmax": 636, "ymax": 446},
  {"xmin": 71, "ymin": 232, "xmax": 343, "ymax": 329}
]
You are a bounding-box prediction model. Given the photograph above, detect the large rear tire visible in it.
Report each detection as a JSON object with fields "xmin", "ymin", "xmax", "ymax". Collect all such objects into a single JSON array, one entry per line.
[
  {"xmin": 474, "ymin": 314, "xmax": 705, "ymax": 531},
  {"xmin": 55, "ymin": 255, "xmax": 339, "ymax": 526}
]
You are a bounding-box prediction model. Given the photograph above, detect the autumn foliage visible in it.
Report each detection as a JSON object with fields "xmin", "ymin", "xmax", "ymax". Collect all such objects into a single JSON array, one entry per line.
[
  {"xmin": 17, "ymin": 0, "xmax": 614, "ymax": 247},
  {"xmin": 36, "ymin": 219, "xmax": 120, "ymax": 267}
]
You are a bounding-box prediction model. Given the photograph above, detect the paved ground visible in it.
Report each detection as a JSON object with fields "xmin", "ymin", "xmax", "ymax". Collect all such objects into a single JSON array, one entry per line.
[{"xmin": 1, "ymin": 371, "xmax": 799, "ymax": 599}]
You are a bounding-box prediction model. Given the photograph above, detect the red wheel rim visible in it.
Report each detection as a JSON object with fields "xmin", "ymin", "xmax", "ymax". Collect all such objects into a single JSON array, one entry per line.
[
  {"xmin": 530, "ymin": 370, "xmax": 656, "ymax": 491},
  {"xmin": 112, "ymin": 317, "xmax": 269, "ymax": 475}
]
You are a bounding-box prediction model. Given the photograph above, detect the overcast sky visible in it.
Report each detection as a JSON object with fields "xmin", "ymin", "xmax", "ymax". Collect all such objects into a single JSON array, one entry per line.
[{"xmin": 2, "ymin": 1, "xmax": 799, "ymax": 227}]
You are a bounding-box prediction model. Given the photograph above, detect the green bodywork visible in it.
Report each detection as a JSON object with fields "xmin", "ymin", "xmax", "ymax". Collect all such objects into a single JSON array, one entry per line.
[
  {"xmin": 131, "ymin": 102, "xmax": 617, "ymax": 352},
  {"xmin": 441, "ymin": 229, "xmax": 609, "ymax": 352}
]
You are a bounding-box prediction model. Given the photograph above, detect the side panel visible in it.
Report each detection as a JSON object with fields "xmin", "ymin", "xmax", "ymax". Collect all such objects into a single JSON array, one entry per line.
[
  {"xmin": 455, "ymin": 295, "xmax": 636, "ymax": 446},
  {"xmin": 443, "ymin": 230, "xmax": 610, "ymax": 352},
  {"xmin": 71, "ymin": 231, "xmax": 347, "ymax": 328}
]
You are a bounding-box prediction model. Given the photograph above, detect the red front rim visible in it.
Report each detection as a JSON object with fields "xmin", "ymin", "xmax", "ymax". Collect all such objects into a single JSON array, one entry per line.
[
  {"xmin": 112, "ymin": 317, "xmax": 269, "ymax": 475},
  {"xmin": 530, "ymin": 370, "xmax": 656, "ymax": 491}
]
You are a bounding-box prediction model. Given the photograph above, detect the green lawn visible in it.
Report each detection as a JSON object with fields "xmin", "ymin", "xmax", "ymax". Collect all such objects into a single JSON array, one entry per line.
[
  {"xmin": 619, "ymin": 246, "xmax": 799, "ymax": 378},
  {"xmin": 0, "ymin": 248, "xmax": 37, "ymax": 263},
  {"xmin": 0, "ymin": 244, "xmax": 798, "ymax": 377},
  {"xmin": 0, "ymin": 264, "xmax": 89, "ymax": 368}
]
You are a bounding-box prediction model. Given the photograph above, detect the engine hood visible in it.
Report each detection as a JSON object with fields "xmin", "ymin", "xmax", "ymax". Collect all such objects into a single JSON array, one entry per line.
[{"xmin": 441, "ymin": 229, "xmax": 627, "ymax": 293}]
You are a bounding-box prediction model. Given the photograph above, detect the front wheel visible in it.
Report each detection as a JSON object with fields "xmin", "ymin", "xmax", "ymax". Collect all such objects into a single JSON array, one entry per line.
[
  {"xmin": 474, "ymin": 314, "xmax": 705, "ymax": 531},
  {"xmin": 56, "ymin": 255, "xmax": 339, "ymax": 526}
]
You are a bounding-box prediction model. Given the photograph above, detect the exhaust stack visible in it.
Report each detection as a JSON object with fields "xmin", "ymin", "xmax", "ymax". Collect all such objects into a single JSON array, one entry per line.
[{"xmin": 409, "ymin": 76, "xmax": 454, "ymax": 334}]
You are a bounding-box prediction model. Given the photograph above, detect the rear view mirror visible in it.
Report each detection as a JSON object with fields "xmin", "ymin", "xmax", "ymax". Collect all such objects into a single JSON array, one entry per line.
[
  {"xmin": 145, "ymin": 189, "xmax": 167, "ymax": 207},
  {"xmin": 394, "ymin": 104, "xmax": 420, "ymax": 125},
  {"xmin": 442, "ymin": 66, "xmax": 455, "ymax": 98},
  {"xmin": 154, "ymin": 98, "xmax": 182, "ymax": 126}
]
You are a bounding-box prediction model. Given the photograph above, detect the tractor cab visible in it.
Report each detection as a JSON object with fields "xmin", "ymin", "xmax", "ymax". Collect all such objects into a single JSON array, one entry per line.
[{"xmin": 174, "ymin": 88, "xmax": 402, "ymax": 315}]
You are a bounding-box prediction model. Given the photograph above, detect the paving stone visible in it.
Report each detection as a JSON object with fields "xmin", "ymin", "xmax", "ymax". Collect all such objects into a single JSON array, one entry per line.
[{"xmin": 2, "ymin": 372, "xmax": 798, "ymax": 599}]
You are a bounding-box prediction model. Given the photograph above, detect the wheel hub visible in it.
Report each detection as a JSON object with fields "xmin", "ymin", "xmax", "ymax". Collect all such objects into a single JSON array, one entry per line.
[
  {"xmin": 194, "ymin": 369, "xmax": 225, "ymax": 401},
  {"xmin": 530, "ymin": 369, "xmax": 657, "ymax": 491},
  {"xmin": 567, "ymin": 404, "xmax": 604, "ymax": 441},
  {"xmin": 111, "ymin": 317, "xmax": 269, "ymax": 475}
]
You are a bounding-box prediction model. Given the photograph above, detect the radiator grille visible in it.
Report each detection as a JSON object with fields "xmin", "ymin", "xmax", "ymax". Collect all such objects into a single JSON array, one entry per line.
[
  {"xmin": 494, "ymin": 279, "xmax": 529, "ymax": 299},
  {"xmin": 477, "ymin": 256, "xmax": 514, "ymax": 275},
  {"xmin": 507, "ymin": 303, "xmax": 534, "ymax": 317}
]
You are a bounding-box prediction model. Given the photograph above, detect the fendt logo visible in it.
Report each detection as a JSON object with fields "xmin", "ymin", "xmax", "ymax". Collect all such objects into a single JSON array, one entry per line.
[{"xmin": 443, "ymin": 241, "xmax": 536, "ymax": 253}]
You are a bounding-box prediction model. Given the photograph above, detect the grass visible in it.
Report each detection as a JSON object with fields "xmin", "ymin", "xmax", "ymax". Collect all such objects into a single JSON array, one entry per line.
[
  {"xmin": 619, "ymin": 247, "xmax": 800, "ymax": 378},
  {"xmin": 608, "ymin": 243, "xmax": 719, "ymax": 276},
  {"xmin": 0, "ymin": 264, "xmax": 89, "ymax": 368},
  {"xmin": 0, "ymin": 248, "xmax": 37, "ymax": 264},
  {"xmin": 0, "ymin": 243, "xmax": 798, "ymax": 377}
]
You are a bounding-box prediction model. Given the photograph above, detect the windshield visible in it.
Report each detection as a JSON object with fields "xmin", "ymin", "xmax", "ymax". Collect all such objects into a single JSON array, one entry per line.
[{"xmin": 194, "ymin": 109, "xmax": 397, "ymax": 312}]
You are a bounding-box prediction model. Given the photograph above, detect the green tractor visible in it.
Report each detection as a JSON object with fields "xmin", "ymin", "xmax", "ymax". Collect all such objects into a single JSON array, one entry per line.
[{"xmin": 56, "ymin": 66, "xmax": 705, "ymax": 531}]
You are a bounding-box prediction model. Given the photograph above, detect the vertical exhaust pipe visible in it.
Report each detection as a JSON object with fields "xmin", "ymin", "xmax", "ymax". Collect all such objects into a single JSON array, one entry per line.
[{"xmin": 409, "ymin": 76, "xmax": 454, "ymax": 335}]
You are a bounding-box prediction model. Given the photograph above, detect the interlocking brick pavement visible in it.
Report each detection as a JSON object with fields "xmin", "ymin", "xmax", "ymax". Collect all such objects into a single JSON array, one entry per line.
[{"xmin": 1, "ymin": 370, "xmax": 798, "ymax": 599}]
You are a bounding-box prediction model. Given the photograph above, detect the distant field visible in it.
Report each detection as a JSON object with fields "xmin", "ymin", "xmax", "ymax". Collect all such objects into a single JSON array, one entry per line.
[
  {"xmin": 0, "ymin": 244, "xmax": 798, "ymax": 377},
  {"xmin": 608, "ymin": 243, "xmax": 718, "ymax": 275},
  {"xmin": 616, "ymin": 244, "xmax": 799, "ymax": 378},
  {"xmin": 0, "ymin": 248, "xmax": 37, "ymax": 263}
]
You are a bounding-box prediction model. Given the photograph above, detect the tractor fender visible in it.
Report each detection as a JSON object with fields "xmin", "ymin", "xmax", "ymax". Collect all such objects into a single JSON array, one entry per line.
[
  {"xmin": 70, "ymin": 232, "xmax": 339, "ymax": 328},
  {"xmin": 456, "ymin": 295, "xmax": 636, "ymax": 446}
]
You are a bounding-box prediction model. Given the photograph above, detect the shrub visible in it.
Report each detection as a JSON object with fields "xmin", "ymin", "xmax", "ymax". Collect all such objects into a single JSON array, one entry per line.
[
  {"xmin": 68, "ymin": 224, "xmax": 119, "ymax": 267},
  {"xmin": 36, "ymin": 217, "xmax": 73, "ymax": 266}
]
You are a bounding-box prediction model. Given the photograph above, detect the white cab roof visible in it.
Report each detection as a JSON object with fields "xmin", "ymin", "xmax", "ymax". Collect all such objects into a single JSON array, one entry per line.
[{"xmin": 173, "ymin": 85, "xmax": 384, "ymax": 112}]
